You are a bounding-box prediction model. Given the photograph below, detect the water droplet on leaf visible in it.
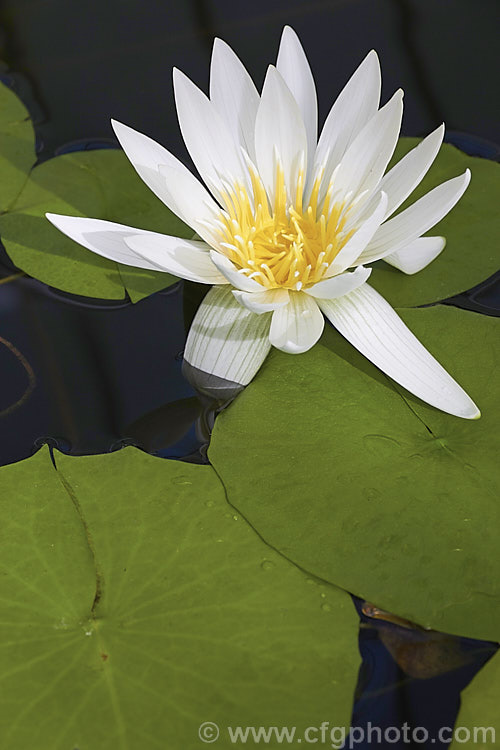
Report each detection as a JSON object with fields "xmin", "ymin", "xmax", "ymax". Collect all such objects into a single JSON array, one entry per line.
[
  {"xmin": 172, "ymin": 476, "xmax": 192, "ymax": 486},
  {"xmin": 363, "ymin": 434, "xmax": 401, "ymax": 457},
  {"xmin": 261, "ymin": 560, "xmax": 275, "ymax": 571}
]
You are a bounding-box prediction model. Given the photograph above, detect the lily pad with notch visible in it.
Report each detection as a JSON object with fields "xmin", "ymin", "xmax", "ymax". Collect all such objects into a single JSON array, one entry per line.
[
  {"xmin": 209, "ymin": 305, "xmax": 500, "ymax": 641},
  {"xmin": 0, "ymin": 445, "xmax": 360, "ymax": 749}
]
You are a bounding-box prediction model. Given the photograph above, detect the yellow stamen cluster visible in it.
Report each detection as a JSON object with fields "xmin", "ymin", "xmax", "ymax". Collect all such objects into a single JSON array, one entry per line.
[{"xmin": 215, "ymin": 165, "xmax": 353, "ymax": 291}]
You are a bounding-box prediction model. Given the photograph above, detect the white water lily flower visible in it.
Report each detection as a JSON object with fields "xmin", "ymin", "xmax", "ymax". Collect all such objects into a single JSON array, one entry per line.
[{"xmin": 46, "ymin": 26, "xmax": 479, "ymax": 419}]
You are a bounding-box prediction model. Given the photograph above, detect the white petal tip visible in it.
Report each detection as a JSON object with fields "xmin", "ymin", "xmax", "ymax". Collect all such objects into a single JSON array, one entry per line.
[
  {"xmin": 110, "ymin": 119, "xmax": 133, "ymax": 143},
  {"xmin": 211, "ymin": 37, "xmax": 232, "ymax": 56},
  {"xmin": 172, "ymin": 67, "xmax": 184, "ymax": 85},
  {"xmin": 45, "ymin": 212, "xmax": 67, "ymax": 227},
  {"xmin": 440, "ymin": 394, "xmax": 480, "ymax": 420},
  {"xmin": 467, "ymin": 406, "xmax": 481, "ymax": 420},
  {"xmin": 110, "ymin": 118, "xmax": 128, "ymax": 135},
  {"xmin": 281, "ymin": 25, "xmax": 298, "ymax": 39},
  {"xmin": 364, "ymin": 49, "xmax": 380, "ymax": 66}
]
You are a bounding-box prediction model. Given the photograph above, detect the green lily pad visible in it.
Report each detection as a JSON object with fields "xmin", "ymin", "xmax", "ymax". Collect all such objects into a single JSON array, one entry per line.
[
  {"xmin": 0, "ymin": 76, "xmax": 36, "ymax": 212},
  {"xmin": 209, "ymin": 305, "xmax": 500, "ymax": 641},
  {"xmin": 0, "ymin": 446, "xmax": 360, "ymax": 749},
  {"xmin": 369, "ymin": 139, "xmax": 499, "ymax": 307},
  {"xmin": 450, "ymin": 652, "xmax": 500, "ymax": 748},
  {"xmin": 0, "ymin": 147, "xmax": 190, "ymax": 301}
]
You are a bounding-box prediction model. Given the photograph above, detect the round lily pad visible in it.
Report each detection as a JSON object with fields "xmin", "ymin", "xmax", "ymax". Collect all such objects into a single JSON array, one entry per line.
[{"xmin": 209, "ymin": 305, "xmax": 500, "ymax": 641}]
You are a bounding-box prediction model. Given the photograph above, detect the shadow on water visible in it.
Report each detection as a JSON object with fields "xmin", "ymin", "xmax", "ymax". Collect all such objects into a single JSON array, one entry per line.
[{"xmin": 350, "ymin": 597, "xmax": 498, "ymax": 749}]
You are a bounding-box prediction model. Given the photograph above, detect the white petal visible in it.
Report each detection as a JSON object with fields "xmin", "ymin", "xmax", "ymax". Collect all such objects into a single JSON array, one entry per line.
[
  {"xmin": 319, "ymin": 283, "xmax": 480, "ymax": 419},
  {"xmin": 184, "ymin": 285, "xmax": 271, "ymax": 386},
  {"xmin": 305, "ymin": 266, "xmax": 372, "ymax": 299},
  {"xmin": 269, "ymin": 291, "xmax": 324, "ymax": 354},
  {"xmin": 358, "ymin": 170, "xmax": 471, "ymax": 264},
  {"xmin": 384, "ymin": 237, "xmax": 446, "ymax": 274},
  {"xmin": 254, "ymin": 65, "xmax": 308, "ymax": 203},
  {"xmin": 327, "ymin": 192, "xmax": 388, "ymax": 274},
  {"xmin": 124, "ymin": 234, "xmax": 227, "ymax": 284},
  {"xmin": 111, "ymin": 120, "xmax": 220, "ymax": 244},
  {"xmin": 209, "ymin": 250, "xmax": 263, "ymax": 292},
  {"xmin": 45, "ymin": 213, "xmax": 179, "ymax": 273},
  {"xmin": 356, "ymin": 124, "xmax": 445, "ymax": 222},
  {"xmin": 314, "ymin": 50, "xmax": 381, "ymax": 191},
  {"xmin": 209, "ymin": 38, "xmax": 260, "ymax": 162},
  {"xmin": 276, "ymin": 26, "xmax": 317, "ymax": 181},
  {"xmin": 156, "ymin": 163, "xmax": 221, "ymax": 247},
  {"xmin": 173, "ymin": 68, "xmax": 249, "ymax": 202},
  {"xmin": 332, "ymin": 90, "xmax": 403, "ymax": 203},
  {"xmin": 233, "ymin": 287, "xmax": 289, "ymax": 313}
]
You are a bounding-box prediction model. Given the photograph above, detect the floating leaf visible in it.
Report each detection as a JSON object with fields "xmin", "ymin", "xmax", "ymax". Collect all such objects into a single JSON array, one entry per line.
[
  {"xmin": 209, "ymin": 306, "xmax": 500, "ymax": 641},
  {"xmin": 0, "ymin": 446, "xmax": 359, "ymax": 749},
  {"xmin": 0, "ymin": 76, "xmax": 36, "ymax": 212},
  {"xmin": 369, "ymin": 140, "xmax": 499, "ymax": 307},
  {"xmin": 0, "ymin": 148, "xmax": 190, "ymax": 301},
  {"xmin": 451, "ymin": 652, "xmax": 500, "ymax": 748}
]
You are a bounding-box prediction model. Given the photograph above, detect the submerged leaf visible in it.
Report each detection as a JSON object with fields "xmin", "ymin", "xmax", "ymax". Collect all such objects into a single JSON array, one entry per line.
[{"xmin": 123, "ymin": 396, "xmax": 201, "ymax": 452}]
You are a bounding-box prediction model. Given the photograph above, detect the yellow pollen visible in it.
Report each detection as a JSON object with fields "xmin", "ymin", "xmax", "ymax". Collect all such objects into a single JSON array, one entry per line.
[{"xmin": 215, "ymin": 164, "xmax": 354, "ymax": 290}]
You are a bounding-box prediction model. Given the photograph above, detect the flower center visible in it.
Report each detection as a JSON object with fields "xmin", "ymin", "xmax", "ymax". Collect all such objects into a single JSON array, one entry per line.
[{"xmin": 214, "ymin": 164, "xmax": 354, "ymax": 290}]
